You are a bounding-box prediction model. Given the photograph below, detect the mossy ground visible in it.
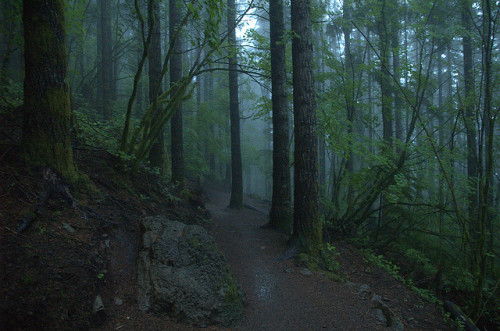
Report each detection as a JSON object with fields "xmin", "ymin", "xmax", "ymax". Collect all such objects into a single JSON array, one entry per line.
[{"xmin": 297, "ymin": 248, "xmax": 344, "ymax": 282}]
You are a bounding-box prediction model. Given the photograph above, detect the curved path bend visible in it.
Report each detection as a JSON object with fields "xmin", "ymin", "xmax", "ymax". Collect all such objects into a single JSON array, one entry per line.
[{"xmin": 207, "ymin": 188, "xmax": 385, "ymax": 331}]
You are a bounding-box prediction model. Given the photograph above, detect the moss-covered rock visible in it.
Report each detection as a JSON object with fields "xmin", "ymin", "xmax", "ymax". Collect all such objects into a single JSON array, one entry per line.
[
  {"xmin": 297, "ymin": 250, "xmax": 343, "ymax": 282},
  {"xmin": 137, "ymin": 216, "xmax": 244, "ymax": 327}
]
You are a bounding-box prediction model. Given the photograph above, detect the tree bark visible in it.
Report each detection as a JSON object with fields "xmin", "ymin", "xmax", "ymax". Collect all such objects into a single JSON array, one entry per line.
[
  {"xmin": 462, "ymin": 0, "xmax": 478, "ymax": 219},
  {"xmin": 99, "ymin": 0, "xmax": 112, "ymax": 120},
  {"xmin": 342, "ymin": 0, "xmax": 355, "ymax": 201},
  {"xmin": 170, "ymin": 0, "xmax": 184, "ymax": 186},
  {"xmin": 227, "ymin": 0, "xmax": 243, "ymax": 208},
  {"xmin": 391, "ymin": 2, "xmax": 403, "ymax": 151},
  {"xmin": 290, "ymin": 0, "xmax": 322, "ymax": 256},
  {"xmin": 268, "ymin": 0, "xmax": 291, "ymax": 233},
  {"xmin": 22, "ymin": 0, "xmax": 78, "ymax": 182},
  {"xmin": 148, "ymin": 0, "xmax": 166, "ymax": 174},
  {"xmin": 377, "ymin": 0, "xmax": 393, "ymax": 149}
]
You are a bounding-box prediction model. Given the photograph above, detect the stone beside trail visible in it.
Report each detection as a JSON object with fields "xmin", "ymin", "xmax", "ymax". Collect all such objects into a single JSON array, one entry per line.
[{"xmin": 137, "ymin": 216, "xmax": 244, "ymax": 327}]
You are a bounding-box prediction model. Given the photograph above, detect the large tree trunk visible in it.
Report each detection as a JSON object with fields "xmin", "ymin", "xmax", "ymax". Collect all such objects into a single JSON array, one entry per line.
[
  {"xmin": 99, "ymin": 0, "xmax": 112, "ymax": 120},
  {"xmin": 268, "ymin": 0, "xmax": 291, "ymax": 233},
  {"xmin": 22, "ymin": 0, "xmax": 77, "ymax": 182},
  {"xmin": 227, "ymin": 0, "xmax": 243, "ymax": 208},
  {"xmin": 290, "ymin": 0, "xmax": 321, "ymax": 256},
  {"xmin": 170, "ymin": 0, "xmax": 184, "ymax": 186},
  {"xmin": 148, "ymin": 0, "xmax": 166, "ymax": 174}
]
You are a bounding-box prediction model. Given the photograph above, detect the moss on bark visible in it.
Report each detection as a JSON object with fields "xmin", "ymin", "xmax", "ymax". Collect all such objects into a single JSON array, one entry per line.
[{"xmin": 21, "ymin": 0, "xmax": 78, "ymax": 183}]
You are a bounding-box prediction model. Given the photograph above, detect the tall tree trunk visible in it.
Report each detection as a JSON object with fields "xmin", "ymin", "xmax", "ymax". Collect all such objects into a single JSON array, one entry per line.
[
  {"xmin": 437, "ymin": 54, "xmax": 445, "ymax": 241},
  {"xmin": 319, "ymin": 138, "xmax": 326, "ymax": 194},
  {"xmin": 268, "ymin": 0, "xmax": 291, "ymax": 233},
  {"xmin": 391, "ymin": 8, "xmax": 403, "ymax": 151},
  {"xmin": 290, "ymin": 0, "xmax": 321, "ymax": 257},
  {"xmin": 0, "ymin": 1, "xmax": 19, "ymax": 86},
  {"xmin": 367, "ymin": 30, "xmax": 374, "ymax": 154},
  {"xmin": 204, "ymin": 65, "xmax": 216, "ymax": 177},
  {"xmin": 461, "ymin": 0, "xmax": 479, "ymax": 276},
  {"xmin": 227, "ymin": 0, "xmax": 243, "ymax": 208},
  {"xmin": 148, "ymin": 0, "xmax": 166, "ymax": 174},
  {"xmin": 376, "ymin": 0, "xmax": 394, "ymax": 233},
  {"xmin": 22, "ymin": 0, "xmax": 77, "ymax": 182},
  {"xmin": 377, "ymin": 0, "xmax": 393, "ymax": 149},
  {"xmin": 343, "ymin": 0, "xmax": 355, "ymax": 201},
  {"xmin": 472, "ymin": 0, "xmax": 494, "ymax": 318},
  {"xmin": 100, "ymin": 0, "xmax": 112, "ymax": 120},
  {"xmin": 447, "ymin": 47, "xmax": 456, "ymax": 190},
  {"xmin": 462, "ymin": 0, "xmax": 478, "ymax": 218},
  {"xmin": 170, "ymin": 0, "xmax": 184, "ymax": 186}
]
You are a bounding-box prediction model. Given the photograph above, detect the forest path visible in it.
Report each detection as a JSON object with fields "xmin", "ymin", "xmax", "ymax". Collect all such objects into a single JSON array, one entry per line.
[{"xmin": 206, "ymin": 187, "xmax": 385, "ymax": 330}]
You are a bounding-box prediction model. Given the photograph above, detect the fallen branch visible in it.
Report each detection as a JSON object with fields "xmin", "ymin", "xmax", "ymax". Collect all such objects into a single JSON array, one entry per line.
[{"xmin": 443, "ymin": 301, "xmax": 479, "ymax": 331}]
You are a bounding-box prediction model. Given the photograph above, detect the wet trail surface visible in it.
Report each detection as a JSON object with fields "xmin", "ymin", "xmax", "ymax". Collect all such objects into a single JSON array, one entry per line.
[{"xmin": 206, "ymin": 188, "xmax": 385, "ymax": 330}]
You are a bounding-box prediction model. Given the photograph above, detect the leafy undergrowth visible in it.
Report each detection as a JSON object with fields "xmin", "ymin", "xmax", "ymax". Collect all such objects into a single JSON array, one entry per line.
[{"xmin": 0, "ymin": 145, "xmax": 210, "ymax": 330}]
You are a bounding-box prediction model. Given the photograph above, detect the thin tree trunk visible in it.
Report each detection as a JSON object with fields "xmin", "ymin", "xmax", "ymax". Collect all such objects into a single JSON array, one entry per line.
[
  {"xmin": 462, "ymin": 0, "xmax": 478, "ymax": 220},
  {"xmin": 100, "ymin": 0, "xmax": 112, "ymax": 120},
  {"xmin": 392, "ymin": 12, "xmax": 403, "ymax": 151},
  {"xmin": 227, "ymin": 0, "xmax": 243, "ymax": 208},
  {"xmin": 170, "ymin": 0, "xmax": 184, "ymax": 186},
  {"xmin": 378, "ymin": 0, "xmax": 393, "ymax": 149},
  {"xmin": 343, "ymin": 0, "xmax": 355, "ymax": 202}
]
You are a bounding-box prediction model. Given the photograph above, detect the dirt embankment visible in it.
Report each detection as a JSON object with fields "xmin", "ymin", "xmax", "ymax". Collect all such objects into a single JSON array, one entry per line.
[{"xmin": 0, "ymin": 146, "xmax": 210, "ymax": 330}]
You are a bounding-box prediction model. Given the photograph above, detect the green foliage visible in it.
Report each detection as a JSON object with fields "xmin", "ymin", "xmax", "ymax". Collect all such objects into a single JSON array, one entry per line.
[
  {"xmin": 404, "ymin": 248, "xmax": 438, "ymax": 278},
  {"xmin": 0, "ymin": 77, "xmax": 23, "ymax": 112},
  {"xmin": 72, "ymin": 100, "xmax": 129, "ymax": 153},
  {"xmin": 362, "ymin": 249, "xmax": 402, "ymax": 280},
  {"xmin": 297, "ymin": 244, "xmax": 343, "ymax": 282},
  {"xmin": 442, "ymin": 266, "xmax": 475, "ymax": 293},
  {"xmin": 322, "ymin": 243, "xmax": 341, "ymax": 273},
  {"xmin": 362, "ymin": 249, "xmax": 441, "ymax": 305}
]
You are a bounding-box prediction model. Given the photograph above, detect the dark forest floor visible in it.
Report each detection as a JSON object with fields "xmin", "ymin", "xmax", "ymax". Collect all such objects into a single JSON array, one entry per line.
[{"xmin": 0, "ymin": 113, "xmax": 450, "ymax": 330}]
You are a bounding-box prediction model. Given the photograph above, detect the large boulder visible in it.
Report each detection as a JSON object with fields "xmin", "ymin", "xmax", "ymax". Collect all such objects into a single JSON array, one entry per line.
[{"xmin": 137, "ymin": 216, "xmax": 244, "ymax": 327}]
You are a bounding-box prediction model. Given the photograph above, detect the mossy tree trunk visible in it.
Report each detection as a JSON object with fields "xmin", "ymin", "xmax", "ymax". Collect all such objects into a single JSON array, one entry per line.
[
  {"xmin": 148, "ymin": 0, "xmax": 166, "ymax": 175},
  {"xmin": 21, "ymin": 0, "xmax": 77, "ymax": 182},
  {"xmin": 268, "ymin": 0, "xmax": 291, "ymax": 233},
  {"xmin": 290, "ymin": 0, "xmax": 322, "ymax": 257}
]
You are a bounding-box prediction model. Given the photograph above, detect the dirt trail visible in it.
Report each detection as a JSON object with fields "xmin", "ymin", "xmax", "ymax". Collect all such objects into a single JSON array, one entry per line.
[
  {"xmin": 95, "ymin": 185, "xmax": 447, "ymax": 330},
  {"xmin": 207, "ymin": 188, "xmax": 387, "ymax": 330}
]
